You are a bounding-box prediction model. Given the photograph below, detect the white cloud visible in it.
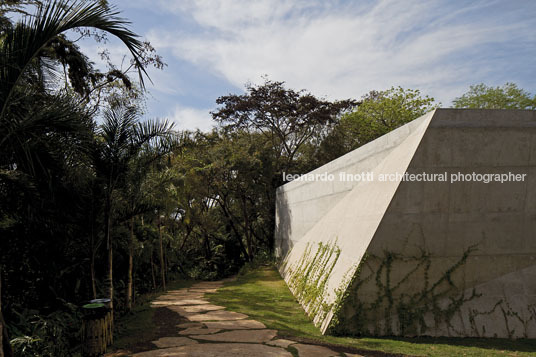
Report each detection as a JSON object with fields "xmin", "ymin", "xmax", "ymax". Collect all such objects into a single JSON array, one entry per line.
[
  {"xmin": 146, "ymin": 0, "xmax": 535, "ymax": 104},
  {"xmin": 169, "ymin": 106, "xmax": 215, "ymax": 132}
]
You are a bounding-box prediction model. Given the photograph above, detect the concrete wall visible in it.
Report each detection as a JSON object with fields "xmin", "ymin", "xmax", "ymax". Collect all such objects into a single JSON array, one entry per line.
[
  {"xmin": 276, "ymin": 109, "xmax": 536, "ymax": 338},
  {"xmin": 274, "ymin": 112, "xmax": 431, "ymax": 258}
]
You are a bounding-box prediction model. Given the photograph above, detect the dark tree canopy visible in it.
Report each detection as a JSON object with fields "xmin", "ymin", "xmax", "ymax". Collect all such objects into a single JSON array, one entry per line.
[{"xmin": 212, "ymin": 79, "xmax": 356, "ymax": 170}]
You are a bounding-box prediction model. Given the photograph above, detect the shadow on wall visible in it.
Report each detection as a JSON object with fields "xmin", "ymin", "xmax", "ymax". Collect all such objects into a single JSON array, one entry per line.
[{"xmin": 274, "ymin": 188, "xmax": 292, "ymax": 259}]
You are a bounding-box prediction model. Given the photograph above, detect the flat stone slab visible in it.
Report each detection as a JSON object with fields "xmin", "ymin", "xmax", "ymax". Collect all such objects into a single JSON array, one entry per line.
[
  {"xmin": 132, "ymin": 343, "xmax": 291, "ymax": 357},
  {"xmin": 177, "ymin": 322, "xmax": 203, "ymax": 328},
  {"xmin": 156, "ymin": 292, "xmax": 203, "ymax": 297},
  {"xmin": 166, "ymin": 288, "xmax": 189, "ymax": 293},
  {"xmin": 156, "ymin": 293, "xmax": 203, "ymax": 298},
  {"xmin": 188, "ymin": 288, "xmax": 219, "ymax": 293},
  {"xmin": 179, "ymin": 327, "xmax": 221, "ymax": 335},
  {"xmin": 135, "ymin": 279, "xmax": 341, "ymax": 357},
  {"xmin": 266, "ymin": 339, "xmax": 297, "ymax": 348},
  {"xmin": 191, "ymin": 329, "xmax": 277, "ymax": 343},
  {"xmin": 152, "ymin": 299, "xmax": 210, "ymax": 306},
  {"xmin": 204, "ymin": 320, "xmax": 266, "ymax": 329},
  {"xmin": 191, "ymin": 282, "xmax": 224, "ymax": 287},
  {"xmin": 154, "ymin": 296, "xmax": 203, "ymax": 301},
  {"xmin": 187, "ymin": 310, "xmax": 248, "ymax": 321},
  {"xmin": 151, "ymin": 337, "xmax": 198, "ymax": 349},
  {"xmin": 181, "ymin": 304, "xmax": 225, "ymax": 313},
  {"xmin": 167, "ymin": 306, "xmax": 196, "ymax": 317},
  {"xmin": 188, "ymin": 287, "xmax": 222, "ymax": 291},
  {"xmin": 292, "ymin": 343, "xmax": 339, "ymax": 357}
]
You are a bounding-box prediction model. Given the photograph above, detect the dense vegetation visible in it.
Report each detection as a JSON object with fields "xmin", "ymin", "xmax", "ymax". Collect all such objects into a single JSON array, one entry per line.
[{"xmin": 0, "ymin": 1, "xmax": 534, "ymax": 356}]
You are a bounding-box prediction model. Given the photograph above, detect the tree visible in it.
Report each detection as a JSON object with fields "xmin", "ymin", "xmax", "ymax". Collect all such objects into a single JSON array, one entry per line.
[
  {"xmin": 452, "ymin": 83, "xmax": 536, "ymax": 110},
  {"xmin": 94, "ymin": 104, "xmax": 174, "ymax": 311},
  {"xmin": 316, "ymin": 87, "xmax": 437, "ymax": 164},
  {"xmin": 212, "ymin": 79, "xmax": 356, "ymax": 173},
  {"xmin": 0, "ymin": 1, "xmax": 151, "ymax": 354},
  {"xmin": 212, "ymin": 79, "xmax": 355, "ymax": 252}
]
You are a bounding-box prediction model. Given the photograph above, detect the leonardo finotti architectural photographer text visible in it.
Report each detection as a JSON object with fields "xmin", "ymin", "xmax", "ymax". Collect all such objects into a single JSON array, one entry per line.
[{"xmin": 283, "ymin": 171, "xmax": 527, "ymax": 184}]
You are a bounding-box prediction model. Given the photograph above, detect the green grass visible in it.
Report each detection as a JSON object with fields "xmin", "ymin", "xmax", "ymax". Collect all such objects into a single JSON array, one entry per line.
[
  {"xmin": 111, "ymin": 279, "xmax": 194, "ymax": 351},
  {"xmin": 207, "ymin": 266, "xmax": 536, "ymax": 357}
]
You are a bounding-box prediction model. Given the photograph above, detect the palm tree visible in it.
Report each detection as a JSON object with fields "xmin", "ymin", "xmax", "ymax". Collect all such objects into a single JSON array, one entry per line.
[
  {"xmin": 94, "ymin": 104, "xmax": 174, "ymax": 312},
  {"xmin": 0, "ymin": 0, "xmax": 148, "ymax": 171},
  {"xmin": 121, "ymin": 154, "xmax": 176, "ymax": 310},
  {"xmin": 0, "ymin": 1, "xmax": 151, "ymax": 354}
]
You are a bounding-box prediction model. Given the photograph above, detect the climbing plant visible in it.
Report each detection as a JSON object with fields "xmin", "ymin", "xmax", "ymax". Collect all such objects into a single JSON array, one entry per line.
[
  {"xmin": 328, "ymin": 245, "xmax": 480, "ymax": 336},
  {"xmin": 285, "ymin": 240, "xmax": 341, "ymax": 325}
]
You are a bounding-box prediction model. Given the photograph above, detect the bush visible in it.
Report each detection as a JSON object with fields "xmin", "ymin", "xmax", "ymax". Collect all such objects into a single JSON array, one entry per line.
[{"xmin": 9, "ymin": 300, "xmax": 82, "ymax": 356}]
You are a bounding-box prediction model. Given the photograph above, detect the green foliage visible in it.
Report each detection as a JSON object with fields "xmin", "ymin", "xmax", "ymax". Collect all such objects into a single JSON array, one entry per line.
[
  {"xmin": 285, "ymin": 240, "xmax": 341, "ymax": 324},
  {"xmin": 0, "ymin": 1, "xmax": 168, "ymax": 355},
  {"xmin": 213, "ymin": 78, "xmax": 356, "ymax": 181},
  {"xmin": 8, "ymin": 3, "xmax": 533, "ymax": 354},
  {"xmin": 9, "ymin": 301, "xmax": 81, "ymax": 356},
  {"xmin": 316, "ymin": 87, "xmax": 438, "ymax": 164},
  {"xmin": 330, "ymin": 246, "xmax": 478, "ymax": 337},
  {"xmin": 166, "ymin": 79, "xmax": 356, "ymax": 279},
  {"xmin": 452, "ymin": 83, "xmax": 536, "ymax": 110}
]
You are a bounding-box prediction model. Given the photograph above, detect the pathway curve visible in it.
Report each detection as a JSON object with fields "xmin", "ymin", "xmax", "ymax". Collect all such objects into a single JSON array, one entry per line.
[{"xmin": 131, "ymin": 279, "xmax": 363, "ymax": 357}]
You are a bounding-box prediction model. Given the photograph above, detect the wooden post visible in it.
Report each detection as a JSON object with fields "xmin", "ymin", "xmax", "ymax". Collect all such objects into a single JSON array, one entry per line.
[{"xmin": 82, "ymin": 307, "xmax": 113, "ymax": 356}]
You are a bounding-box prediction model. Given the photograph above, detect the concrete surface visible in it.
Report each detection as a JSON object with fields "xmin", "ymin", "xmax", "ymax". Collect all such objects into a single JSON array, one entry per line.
[{"xmin": 276, "ymin": 109, "xmax": 536, "ymax": 338}]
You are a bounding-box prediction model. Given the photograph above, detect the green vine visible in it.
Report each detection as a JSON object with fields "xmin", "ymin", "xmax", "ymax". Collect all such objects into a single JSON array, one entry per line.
[
  {"xmin": 285, "ymin": 239, "xmax": 341, "ymax": 325},
  {"xmin": 469, "ymin": 300, "xmax": 536, "ymax": 338},
  {"xmin": 329, "ymin": 245, "xmax": 480, "ymax": 336},
  {"xmin": 283, "ymin": 239, "xmax": 533, "ymax": 339}
]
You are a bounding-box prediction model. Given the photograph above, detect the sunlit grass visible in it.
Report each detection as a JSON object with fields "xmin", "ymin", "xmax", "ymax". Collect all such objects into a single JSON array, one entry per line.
[{"xmin": 208, "ymin": 266, "xmax": 536, "ymax": 357}]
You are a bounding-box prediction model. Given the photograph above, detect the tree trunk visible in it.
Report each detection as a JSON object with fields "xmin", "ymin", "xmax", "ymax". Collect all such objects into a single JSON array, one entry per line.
[
  {"xmin": 90, "ymin": 250, "xmax": 97, "ymax": 300},
  {"xmin": 241, "ymin": 196, "xmax": 253, "ymax": 260},
  {"xmin": 164, "ymin": 243, "xmax": 168, "ymax": 286},
  {"xmin": 218, "ymin": 200, "xmax": 250, "ymax": 261},
  {"xmin": 158, "ymin": 215, "xmax": 166, "ymax": 291},
  {"xmin": 126, "ymin": 216, "xmax": 134, "ymax": 311},
  {"xmin": 150, "ymin": 254, "xmax": 156, "ymax": 290},
  {"xmin": 89, "ymin": 193, "xmax": 97, "ymax": 300},
  {"xmin": 0, "ymin": 266, "xmax": 14, "ymax": 357},
  {"xmin": 104, "ymin": 197, "xmax": 113, "ymax": 311}
]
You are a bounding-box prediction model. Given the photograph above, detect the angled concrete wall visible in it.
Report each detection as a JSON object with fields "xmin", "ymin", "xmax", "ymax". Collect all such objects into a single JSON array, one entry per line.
[
  {"xmin": 274, "ymin": 111, "xmax": 432, "ymax": 258},
  {"xmin": 276, "ymin": 109, "xmax": 536, "ymax": 338}
]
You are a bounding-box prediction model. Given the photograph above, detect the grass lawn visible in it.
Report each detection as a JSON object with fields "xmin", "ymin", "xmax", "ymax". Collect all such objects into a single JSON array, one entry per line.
[{"xmin": 207, "ymin": 266, "xmax": 536, "ymax": 357}]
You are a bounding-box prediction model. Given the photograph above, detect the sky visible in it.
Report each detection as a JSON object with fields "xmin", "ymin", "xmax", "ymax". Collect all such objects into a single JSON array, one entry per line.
[{"xmin": 79, "ymin": 0, "xmax": 536, "ymax": 132}]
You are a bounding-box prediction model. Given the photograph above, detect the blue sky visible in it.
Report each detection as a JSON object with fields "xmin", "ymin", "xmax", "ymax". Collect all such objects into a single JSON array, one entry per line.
[{"xmin": 80, "ymin": 0, "xmax": 536, "ymax": 131}]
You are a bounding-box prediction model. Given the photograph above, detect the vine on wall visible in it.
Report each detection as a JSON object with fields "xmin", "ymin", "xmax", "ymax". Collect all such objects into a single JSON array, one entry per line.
[
  {"xmin": 328, "ymin": 245, "xmax": 479, "ymax": 336},
  {"xmin": 282, "ymin": 239, "xmax": 535, "ymax": 338},
  {"xmin": 285, "ymin": 239, "xmax": 341, "ymax": 325}
]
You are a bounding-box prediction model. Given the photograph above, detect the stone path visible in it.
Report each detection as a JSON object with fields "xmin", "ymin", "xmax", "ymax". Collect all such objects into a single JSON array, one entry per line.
[{"xmin": 131, "ymin": 279, "xmax": 362, "ymax": 357}]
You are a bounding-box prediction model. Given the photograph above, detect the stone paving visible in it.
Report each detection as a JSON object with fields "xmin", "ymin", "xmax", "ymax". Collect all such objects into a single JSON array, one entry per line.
[{"xmin": 132, "ymin": 279, "xmax": 361, "ymax": 357}]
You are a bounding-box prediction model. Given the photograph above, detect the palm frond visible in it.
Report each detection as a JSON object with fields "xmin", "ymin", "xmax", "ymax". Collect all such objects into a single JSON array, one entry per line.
[
  {"xmin": 99, "ymin": 105, "xmax": 139, "ymax": 163},
  {"xmin": 0, "ymin": 92, "xmax": 92, "ymax": 176},
  {"xmin": 0, "ymin": 0, "xmax": 147, "ymax": 120}
]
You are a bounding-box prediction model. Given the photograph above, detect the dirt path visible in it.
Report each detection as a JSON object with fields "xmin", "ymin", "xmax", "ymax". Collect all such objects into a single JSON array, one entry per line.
[{"xmin": 124, "ymin": 279, "xmax": 364, "ymax": 357}]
